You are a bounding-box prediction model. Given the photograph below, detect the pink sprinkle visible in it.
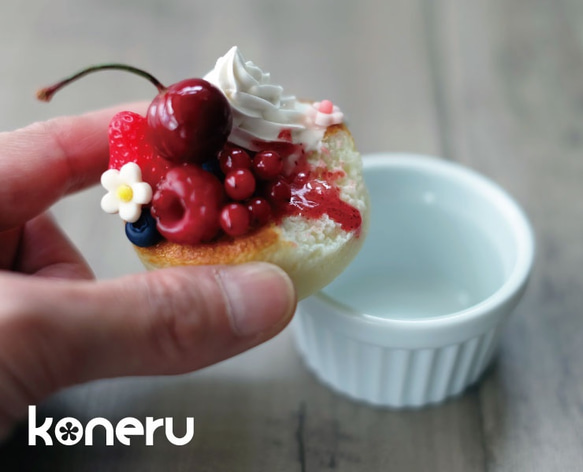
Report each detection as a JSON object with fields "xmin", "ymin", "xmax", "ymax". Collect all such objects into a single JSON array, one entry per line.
[{"xmin": 318, "ymin": 100, "xmax": 334, "ymax": 114}]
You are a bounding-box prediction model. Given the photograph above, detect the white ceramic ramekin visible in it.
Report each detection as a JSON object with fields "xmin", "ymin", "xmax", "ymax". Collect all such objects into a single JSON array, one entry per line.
[{"xmin": 292, "ymin": 153, "xmax": 534, "ymax": 408}]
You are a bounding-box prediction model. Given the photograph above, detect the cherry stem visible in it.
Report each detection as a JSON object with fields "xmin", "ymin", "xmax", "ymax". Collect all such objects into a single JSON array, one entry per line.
[{"xmin": 36, "ymin": 63, "xmax": 167, "ymax": 102}]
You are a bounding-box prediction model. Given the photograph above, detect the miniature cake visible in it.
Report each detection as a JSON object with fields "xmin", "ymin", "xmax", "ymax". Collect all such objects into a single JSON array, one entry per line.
[{"xmin": 38, "ymin": 47, "xmax": 369, "ymax": 299}]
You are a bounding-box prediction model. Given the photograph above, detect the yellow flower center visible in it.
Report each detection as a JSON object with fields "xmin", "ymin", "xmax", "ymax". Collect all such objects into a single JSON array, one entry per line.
[{"xmin": 116, "ymin": 185, "xmax": 133, "ymax": 202}]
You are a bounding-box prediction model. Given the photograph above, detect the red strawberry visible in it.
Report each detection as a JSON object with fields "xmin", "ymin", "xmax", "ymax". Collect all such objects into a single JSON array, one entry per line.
[{"xmin": 108, "ymin": 111, "xmax": 176, "ymax": 189}]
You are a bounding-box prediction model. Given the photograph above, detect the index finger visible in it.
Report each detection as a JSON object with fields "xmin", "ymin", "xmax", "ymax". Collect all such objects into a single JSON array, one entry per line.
[{"xmin": 0, "ymin": 103, "xmax": 147, "ymax": 231}]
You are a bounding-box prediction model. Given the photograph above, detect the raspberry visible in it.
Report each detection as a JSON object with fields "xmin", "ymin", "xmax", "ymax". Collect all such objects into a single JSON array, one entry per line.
[
  {"xmin": 108, "ymin": 111, "xmax": 176, "ymax": 189},
  {"xmin": 152, "ymin": 166, "xmax": 224, "ymax": 244}
]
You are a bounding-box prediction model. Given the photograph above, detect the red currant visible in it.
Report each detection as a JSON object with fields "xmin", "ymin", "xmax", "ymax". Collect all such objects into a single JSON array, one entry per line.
[
  {"xmin": 152, "ymin": 166, "xmax": 224, "ymax": 244},
  {"xmin": 224, "ymin": 168, "xmax": 256, "ymax": 201},
  {"xmin": 252, "ymin": 150, "xmax": 283, "ymax": 180},
  {"xmin": 294, "ymin": 171, "xmax": 310, "ymax": 185},
  {"xmin": 219, "ymin": 146, "xmax": 252, "ymax": 174},
  {"xmin": 220, "ymin": 203, "xmax": 250, "ymax": 237},
  {"xmin": 247, "ymin": 197, "xmax": 272, "ymax": 227},
  {"xmin": 266, "ymin": 178, "xmax": 291, "ymax": 204}
]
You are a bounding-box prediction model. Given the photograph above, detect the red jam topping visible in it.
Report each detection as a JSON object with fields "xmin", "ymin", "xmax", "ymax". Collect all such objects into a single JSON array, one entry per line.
[
  {"xmin": 277, "ymin": 128, "xmax": 293, "ymax": 142},
  {"xmin": 214, "ymin": 141, "xmax": 362, "ymax": 238},
  {"xmin": 275, "ymin": 155, "xmax": 362, "ymax": 232}
]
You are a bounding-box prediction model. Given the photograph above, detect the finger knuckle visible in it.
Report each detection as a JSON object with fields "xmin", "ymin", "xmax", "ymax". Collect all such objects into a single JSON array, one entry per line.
[{"xmin": 22, "ymin": 118, "xmax": 69, "ymax": 154}]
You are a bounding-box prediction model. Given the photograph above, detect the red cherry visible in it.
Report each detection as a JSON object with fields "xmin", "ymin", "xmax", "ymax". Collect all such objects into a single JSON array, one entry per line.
[
  {"xmin": 152, "ymin": 166, "xmax": 224, "ymax": 244},
  {"xmin": 252, "ymin": 150, "xmax": 283, "ymax": 180},
  {"xmin": 108, "ymin": 111, "xmax": 176, "ymax": 189},
  {"xmin": 219, "ymin": 146, "xmax": 252, "ymax": 174},
  {"xmin": 224, "ymin": 168, "xmax": 256, "ymax": 201},
  {"xmin": 266, "ymin": 178, "xmax": 291, "ymax": 204},
  {"xmin": 220, "ymin": 203, "xmax": 250, "ymax": 237},
  {"xmin": 148, "ymin": 79, "xmax": 232, "ymax": 164},
  {"xmin": 247, "ymin": 197, "xmax": 272, "ymax": 227},
  {"xmin": 36, "ymin": 65, "xmax": 232, "ymax": 165}
]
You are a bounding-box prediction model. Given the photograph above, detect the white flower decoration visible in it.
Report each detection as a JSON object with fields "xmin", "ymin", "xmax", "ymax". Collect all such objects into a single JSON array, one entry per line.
[{"xmin": 100, "ymin": 162, "xmax": 152, "ymax": 223}]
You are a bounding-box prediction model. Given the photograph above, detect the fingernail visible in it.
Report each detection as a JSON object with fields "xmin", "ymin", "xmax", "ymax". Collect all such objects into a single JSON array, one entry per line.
[{"xmin": 218, "ymin": 263, "xmax": 296, "ymax": 337}]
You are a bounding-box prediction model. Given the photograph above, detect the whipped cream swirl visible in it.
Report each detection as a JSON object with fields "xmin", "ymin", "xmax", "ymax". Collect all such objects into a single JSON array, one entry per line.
[{"xmin": 204, "ymin": 47, "xmax": 341, "ymax": 152}]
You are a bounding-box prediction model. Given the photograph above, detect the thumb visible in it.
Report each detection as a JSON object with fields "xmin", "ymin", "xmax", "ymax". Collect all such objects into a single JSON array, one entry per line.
[{"xmin": 0, "ymin": 263, "xmax": 296, "ymax": 433}]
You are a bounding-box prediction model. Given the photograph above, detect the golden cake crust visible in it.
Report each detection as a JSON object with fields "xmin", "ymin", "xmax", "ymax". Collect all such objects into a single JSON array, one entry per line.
[{"xmin": 135, "ymin": 222, "xmax": 285, "ymax": 268}]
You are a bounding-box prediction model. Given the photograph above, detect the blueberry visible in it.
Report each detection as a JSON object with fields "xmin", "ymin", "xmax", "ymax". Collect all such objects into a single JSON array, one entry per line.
[
  {"xmin": 202, "ymin": 158, "xmax": 223, "ymax": 177},
  {"xmin": 125, "ymin": 208, "xmax": 162, "ymax": 247}
]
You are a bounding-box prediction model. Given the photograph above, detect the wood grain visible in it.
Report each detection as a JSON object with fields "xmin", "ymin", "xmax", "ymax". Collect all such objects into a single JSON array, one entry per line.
[
  {"xmin": 0, "ymin": 0, "xmax": 581, "ymax": 470},
  {"xmin": 431, "ymin": 0, "xmax": 583, "ymax": 469}
]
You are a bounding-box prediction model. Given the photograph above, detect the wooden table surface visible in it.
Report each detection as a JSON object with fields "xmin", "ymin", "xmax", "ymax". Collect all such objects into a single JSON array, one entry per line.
[{"xmin": 1, "ymin": 0, "xmax": 582, "ymax": 470}]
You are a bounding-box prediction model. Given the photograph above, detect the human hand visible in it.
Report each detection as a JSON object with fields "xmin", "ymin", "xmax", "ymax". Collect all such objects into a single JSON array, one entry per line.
[{"xmin": 0, "ymin": 105, "xmax": 296, "ymax": 440}]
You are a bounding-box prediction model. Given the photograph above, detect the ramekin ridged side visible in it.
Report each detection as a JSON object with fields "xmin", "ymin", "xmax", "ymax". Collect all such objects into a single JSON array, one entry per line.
[{"xmin": 292, "ymin": 306, "xmax": 500, "ymax": 408}]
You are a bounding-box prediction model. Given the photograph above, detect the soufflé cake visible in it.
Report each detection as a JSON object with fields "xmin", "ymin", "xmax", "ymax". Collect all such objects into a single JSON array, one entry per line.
[{"xmin": 37, "ymin": 47, "xmax": 369, "ymax": 299}]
